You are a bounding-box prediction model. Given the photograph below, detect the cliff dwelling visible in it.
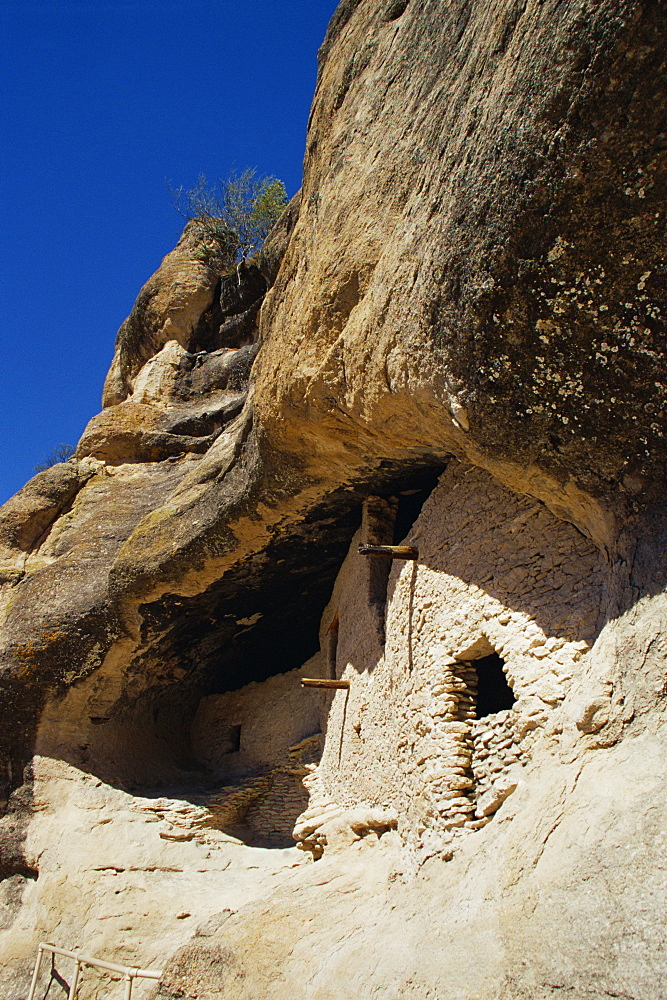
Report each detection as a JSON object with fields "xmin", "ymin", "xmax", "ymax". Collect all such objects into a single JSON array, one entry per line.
[
  {"xmin": 293, "ymin": 461, "xmax": 607, "ymax": 857},
  {"xmin": 31, "ymin": 462, "xmax": 447, "ymax": 850},
  {"xmin": 24, "ymin": 455, "xmax": 604, "ymax": 858},
  {"xmin": 1, "ymin": 1, "xmax": 666, "ymax": 996}
]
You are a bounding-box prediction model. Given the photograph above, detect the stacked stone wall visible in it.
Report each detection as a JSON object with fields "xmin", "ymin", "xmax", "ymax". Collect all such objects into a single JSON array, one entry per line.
[{"xmin": 191, "ymin": 670, "xmax": 324, "ymax": 845}]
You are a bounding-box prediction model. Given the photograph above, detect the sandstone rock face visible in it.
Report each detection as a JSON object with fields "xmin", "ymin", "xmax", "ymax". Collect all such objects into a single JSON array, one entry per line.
[
  {"xmin": 257, "ymin": 0, "xmax": 667, "ymax": 543},
  {"xmin": 0, "ymin": 1, "xmax": 666, "ymax": 998},
  {"xmin": 0, "ymin": 755, "xmax": 308, "ymax": 1000}
]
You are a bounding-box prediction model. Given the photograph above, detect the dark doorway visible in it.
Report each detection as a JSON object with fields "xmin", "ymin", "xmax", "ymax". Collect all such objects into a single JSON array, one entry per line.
[
  {"xmin": 392, "ymin": 469, "xmax": 443, "ymax": 544},
  {"xmin": 327, "ymin": 613, "xmax": 340, "ymax": 679},
  {"xmin": 222, "ymin": 724, "xmax": 242, "ymax": 754},
  {"xmin": 474, "ymin": 653, "xmax": 515, "ymax": 718}
]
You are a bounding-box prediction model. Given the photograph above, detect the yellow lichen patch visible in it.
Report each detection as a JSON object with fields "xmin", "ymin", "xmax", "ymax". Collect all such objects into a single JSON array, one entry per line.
[{"xmin": 16, "ymin": 630, "xmax": 68, "ymax": 677}]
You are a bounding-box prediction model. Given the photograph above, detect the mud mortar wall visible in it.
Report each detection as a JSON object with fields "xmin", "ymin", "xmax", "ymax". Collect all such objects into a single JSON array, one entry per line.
[{"xmin": 304, "ymin": 462, "xmax": 608, "ymax": 853}]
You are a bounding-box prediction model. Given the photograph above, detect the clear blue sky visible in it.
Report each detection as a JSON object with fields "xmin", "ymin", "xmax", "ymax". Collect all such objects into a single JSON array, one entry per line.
[{"xmin": 0, "ymin": 0, "xmax": 337, "ymax": 503}]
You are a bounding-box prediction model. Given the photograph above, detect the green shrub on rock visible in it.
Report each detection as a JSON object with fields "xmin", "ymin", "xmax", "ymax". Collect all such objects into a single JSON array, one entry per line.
[{"xmin": 171, "ymin": 170, "xmax": 288, "ymax": 264}]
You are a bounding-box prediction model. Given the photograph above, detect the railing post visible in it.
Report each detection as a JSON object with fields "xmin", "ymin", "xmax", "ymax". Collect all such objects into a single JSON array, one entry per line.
[
  {"xmin": 124, "ymin": 971, "xmax": 133, "ymax": 1000},
  {"xmin": 68, "ymin": 958, "xmax": 81, "ymax": 1000},
  {"xmin": 26, "ymin": 943, "xmax": 44, "ymax": 1000}
]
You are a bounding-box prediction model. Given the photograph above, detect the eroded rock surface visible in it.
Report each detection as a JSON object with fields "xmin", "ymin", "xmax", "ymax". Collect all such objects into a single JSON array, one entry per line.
[{"xmin": 0, "ymin": 1, "xmax": 666, "ymax": 998}]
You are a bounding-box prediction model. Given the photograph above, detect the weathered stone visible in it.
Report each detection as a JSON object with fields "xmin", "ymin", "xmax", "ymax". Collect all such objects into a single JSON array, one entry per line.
[
  {"xmin": 475, "ymin": 769, "xmax": 522, "ymax": 818},
  {"xmin": 0, "ymin": 1, "xmax": 666, "ymax": 998},
  {"xmin": 0, "ymin": 462, "xmax": 94, "ymax": 569}
]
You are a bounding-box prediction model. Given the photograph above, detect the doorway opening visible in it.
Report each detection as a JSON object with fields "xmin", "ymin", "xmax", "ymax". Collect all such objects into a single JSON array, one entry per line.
[
  {"xmin": 474, "ymin": 653, "xmax": 515, "ymax": 718},
  {"xmin": 221, "ymin": 724, "xmax": 242, "ymax": 754}
]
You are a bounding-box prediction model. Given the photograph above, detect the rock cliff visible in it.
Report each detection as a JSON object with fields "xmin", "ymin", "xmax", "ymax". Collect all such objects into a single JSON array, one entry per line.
[{"xmin": 1, "ymin": 1, "xmax": 666, "ymax": 998}]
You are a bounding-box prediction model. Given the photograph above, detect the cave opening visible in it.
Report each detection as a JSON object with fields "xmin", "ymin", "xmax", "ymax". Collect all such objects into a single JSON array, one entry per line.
[
  {"xmin": 83, "ymin": 460, "xmax": 447, "ymax": 846},
  {"xmin": 474, "ymin": 653, "xmax": 515, "ymax": 718},
  {"xmin": 393, "ymin": 468, "xmax": 442, "ymax": 544}
]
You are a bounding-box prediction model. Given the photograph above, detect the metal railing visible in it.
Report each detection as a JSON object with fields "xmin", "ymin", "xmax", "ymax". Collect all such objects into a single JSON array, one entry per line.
[{"xmin": 27, "ymin": 942, "xmax": 163, "ymax": 1000}]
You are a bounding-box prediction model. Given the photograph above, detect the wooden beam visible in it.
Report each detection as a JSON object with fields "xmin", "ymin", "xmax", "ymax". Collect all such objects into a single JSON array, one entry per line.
[
  {"xmin": 358, "ymin": 544, "xmax": 419, "ymax": 560},
  {"xmin": 301, "ymin": 678, "xmax": 350, "ymax": 689}
]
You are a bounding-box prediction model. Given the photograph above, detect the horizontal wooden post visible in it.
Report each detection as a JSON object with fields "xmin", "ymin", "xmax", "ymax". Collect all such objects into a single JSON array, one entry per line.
[
  {"xmin": 358, "ymin": 544, "xmax": 419, "ymax": 560},
  {"xmin": 301, "ymin": 678, "xmax": 350, "ymax": 689}
]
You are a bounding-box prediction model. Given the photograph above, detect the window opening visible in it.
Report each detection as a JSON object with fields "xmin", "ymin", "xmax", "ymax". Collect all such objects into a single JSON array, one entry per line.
[{"xmin": 474, "ymin": 653, "xmax": 515, "ymax": 718}]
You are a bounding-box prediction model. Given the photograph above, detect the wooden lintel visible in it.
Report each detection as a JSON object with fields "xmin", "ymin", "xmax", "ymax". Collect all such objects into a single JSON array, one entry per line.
[
  {"xmin": 301, "ymin": 678, "xmax": 350, "ymax": 689},
  {"xmin": 358, "ymin": 544, "xmax": 419, "ymax": 560}
]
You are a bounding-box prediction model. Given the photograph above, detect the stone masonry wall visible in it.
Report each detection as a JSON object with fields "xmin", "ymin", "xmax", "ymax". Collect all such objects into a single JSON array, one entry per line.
[
  {"xmin": 295, "ymin": 462, "xmax": 609, "ymax": 858},
  {"xmin": 191, "ymin": 667, "xmax": 326, "ymax": 846}
]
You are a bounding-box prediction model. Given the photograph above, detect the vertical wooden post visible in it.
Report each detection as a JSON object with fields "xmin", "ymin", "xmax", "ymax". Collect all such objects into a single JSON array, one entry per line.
[
  {"xmin": 362, "ymin": 496, "xmax": 399, "ymax": 643},
  {"xmin": 68, "ymin": 958, "xmax": 81, "ymax": 1000},
  {"xmin": 124, "ymin": 972, "xmax": 133, "ymax": 1000},
  {"xmin": 327, "ymin": 612, "xmax": 339, "ymax": 679},
  {"xmin": 26, "ymin": 944, "xmax": 44, "ymax": 1000}
]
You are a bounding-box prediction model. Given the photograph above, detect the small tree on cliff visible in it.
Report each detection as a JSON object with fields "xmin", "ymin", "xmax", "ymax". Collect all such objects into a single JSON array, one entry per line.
[
  {"xmin": 34, "ymin": 443, "xmax": 75, "ymax": 472},
  {"xmin": 172, "ymin": 169, "xmax": 288, "ymax": 265}
]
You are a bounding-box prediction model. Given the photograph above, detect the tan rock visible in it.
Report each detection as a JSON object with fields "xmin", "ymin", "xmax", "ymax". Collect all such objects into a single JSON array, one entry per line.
[
  {"xmin": 101, "ymin": 222, "xmax": 225, "ymax": 406},
  {"xmin": 0, "ymin": 1, "xmax": 666, "ymax": 998},
  {"xmin": 0, "ymin": 462, "xmax": 93, "ymax": 576}
]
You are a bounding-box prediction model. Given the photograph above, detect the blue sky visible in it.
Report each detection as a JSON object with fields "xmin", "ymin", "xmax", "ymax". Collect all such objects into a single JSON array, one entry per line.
[{"xmin": 0, "ymin": 0, "xmax": 337, "ymax": 503}]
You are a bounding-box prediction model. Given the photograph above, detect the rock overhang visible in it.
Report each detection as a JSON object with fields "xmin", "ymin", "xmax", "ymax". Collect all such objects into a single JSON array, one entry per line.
[
  {"xmin": 256, "ymin": 0, "xmax": 667, "ymax": 529},
  {"xmin": 131, "ymin": 460, "xmax": 447, "ymax": 699}
]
